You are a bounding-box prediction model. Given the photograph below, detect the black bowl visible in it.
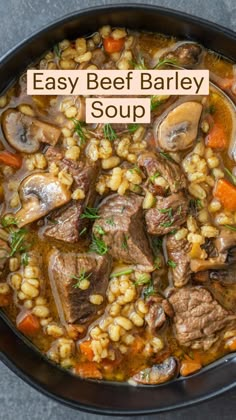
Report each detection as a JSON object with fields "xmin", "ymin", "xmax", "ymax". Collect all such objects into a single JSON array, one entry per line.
[{"xmin": 0, "ymin": 4, "xmax": 236, "ymax": 415}]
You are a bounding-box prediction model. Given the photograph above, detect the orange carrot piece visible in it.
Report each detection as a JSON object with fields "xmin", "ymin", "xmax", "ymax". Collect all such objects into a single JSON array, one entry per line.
[
  {"xmin": 75, "ymin": 362, "xmax": 102, "ymax": 379},
  {"xmin": 225, "ymin": 337, "xmax": 236, "ymax": 351},
  {"xmin": 103, "ymin": 37, "xmax": 125, "ymax": 53},
  {"xmin": 16, "ymin": 312, "xmax": 40, "ymax": 335},
  {"xmin": 79, "ymin": 340, "xmax": 94, "ymax": 362},
  {"xmin": 0, "ymin": 151, "xmax": 22, "ymax": 168},
  {"xmin": 205, "ymin": 122, "xmax": 227, "ymax": 149},
  {"xmin": 0, "ymin": 293, "xmax": 12, "ymax": 307},
  {"xmin": 180, "ymin": 361, "xmax": 202, "ymax": 376},
  {"xmin": 213, "ymin": 178, "xmax": 236, "ymax": 211}
]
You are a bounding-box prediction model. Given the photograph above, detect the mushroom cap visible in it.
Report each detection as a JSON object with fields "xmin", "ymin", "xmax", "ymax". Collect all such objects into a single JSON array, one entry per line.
[
  {"xmin": 16, "ymin": 173, "xmax": 71, "ymax": 227},
  {"xmin": 2, "ymin": 109, "xmax": 61, "ymax": 154},
  {"xmin": 2, "ymin": 109, "xmax": 40, "ymax": 153},
  {"xmin": 132, "ymin": 357, "xmax": 179, "ymax": 384},
  {"xmin": 157, "ymin": 101, "xmax": 203, "ymax": 152}
]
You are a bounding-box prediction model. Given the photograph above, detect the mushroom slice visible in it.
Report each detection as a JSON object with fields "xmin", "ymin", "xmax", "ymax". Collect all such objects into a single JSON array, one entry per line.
[
  {"xmin": 16, "ymin": 173, "xmax": 71, "ymax": 227},
  {"xmin": 2, "ymin": 109, "xmax": 61, "ymax": 153},
  {"xmin": 132, "ymin": 357, "xmax": 179, "ymax": 385},
  {"xmin": 157, "ymin": 101, "xmax": 202, "ymax": 152}
]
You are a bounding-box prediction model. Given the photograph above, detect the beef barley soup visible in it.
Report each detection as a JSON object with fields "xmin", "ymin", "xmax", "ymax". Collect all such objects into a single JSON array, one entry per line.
[{"xmin": 0, "ymin": 26, "xmax": 236, "ymax": 383}]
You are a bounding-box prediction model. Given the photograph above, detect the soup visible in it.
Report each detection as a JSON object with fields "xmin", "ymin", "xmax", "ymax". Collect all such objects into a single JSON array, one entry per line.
[{"xmin": 0, "ymin": 26, "xmax": 236, "ymax": 384}]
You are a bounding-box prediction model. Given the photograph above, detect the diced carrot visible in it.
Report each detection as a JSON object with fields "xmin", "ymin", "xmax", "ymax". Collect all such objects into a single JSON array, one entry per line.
[
  {"xmin": 16, "ymin": 312, "xmax": 40, "ymax": 335},
  {"xmin": 180, "ymin": 360, "xmax": 202, "ymax": 376},
  {"xmin": 205, "ymin": 122, "xmax": 227, "ymax": 149},
  {"xmin": 213, "ymin": 178, "xmax": 236, "ymax": 211},
  {"xmin": 103, "ymin": 37, "xmax": 125, "ymax": 53},
  {"xmin": 79, "ymin": 340, "xmax": 94, "ymax": 362},
  {"xmin": 74, "ymin": 362, "xmax": 102, "ymax": 379},
  {"xmin": 225, "ymin": 337, "xmax": 236, "ymax": 351},
  {"xmin": 130, "ymin": 337, "xmax": 145, "ymax": 354},
  {"xmin": 0, "ymin": 151, "xmax": 22, "ymax": 168},
  {"xmin": 217, "ymin": 78, "xmax": 234, "ymax": 90},
  {"xmin": 0, "ymin": 293, "xmax": 12, "ymax": 307}
]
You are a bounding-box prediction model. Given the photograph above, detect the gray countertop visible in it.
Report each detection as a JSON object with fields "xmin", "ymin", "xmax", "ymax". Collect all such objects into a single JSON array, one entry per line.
[{"xmin": 0, "ymin": 0, "xmax": 235, "ymax": 418}]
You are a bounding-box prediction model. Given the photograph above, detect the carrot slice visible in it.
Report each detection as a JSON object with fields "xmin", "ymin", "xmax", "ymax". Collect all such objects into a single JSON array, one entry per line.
[
  {"xmin": 225, "ymin": 337, "xmax": 236, "ymax": 351},
  {"xmin": 103, "ymin": 37, "xmax": 125, "ymax": 53},
  {"xmin": 180, "ymin": 360, "xmax": 202, "ymax": 376},
  {"xmin": 16, "ymin": 312, "xmax": 40, "ymax": 335},
  {"xmin": 74, "ymin": 362, "xmax": 102, "ymax": 379},
  {"xmin": 0, "ymin": 293, "xmax": 12, "ymax": 307},
  {"xmin": 205, "ymin": 122, "xmax": 227, "ymax": 149},
  {"xmin": 79, "ymin": 340, "xmax": 94, "ymax": 361},
  {"xmin": 0, "ymin": 151, "xmax": 22, "ymax": 168},
  {"xmin": 213, "ymin": 178, "xmax": 236, "ymax": 211}
]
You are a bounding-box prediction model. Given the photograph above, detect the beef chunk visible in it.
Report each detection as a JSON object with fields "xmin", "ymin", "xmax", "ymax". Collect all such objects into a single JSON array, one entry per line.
[
  {"xmin": 93, "ymin": 193, "xmax": 154, "ymax": 271},
  {"xmin": 138, "ymin": 152, "xmax": 187, "ymax": 193},
  {"xmin": 162, "ymin": 42, "xmax": 203, "ymax": 68},
  {"xmin": 49, "ymin": 251, "xmax": 111, "ymax": 325},
  {"xmin": 169, "ymin": 287, "xmax": 236, "ymax": 350},
  {"xmin": 166, "ymin": 235, "xmax": 191, "ymax": 287},
  {"xmin": 44, "ymin": 147, "xmax": 99, "ymax": 243},
  {"xmin": 145, "ymin": 295, "xmax": 174, "ymax": 333},
  {"xmin": 145, "ymin": 192, "xmax": 188, "ymax": 235}
]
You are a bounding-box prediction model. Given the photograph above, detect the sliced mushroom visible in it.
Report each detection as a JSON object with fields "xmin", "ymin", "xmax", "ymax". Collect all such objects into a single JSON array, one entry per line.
[
  {"xmin": 16, "ymin": 173, "xmax": 71, "ymax": 227},
  {"xmin": 157, "ymin": 101, "xmax": 202, "ymax": 152},
  {"xmin": 2, "ymin": 109, "xmax": 61, "ymax": 153},
  {"xmin": 132, "ymin": 357, "xmax": 179, "ymax": 385}
]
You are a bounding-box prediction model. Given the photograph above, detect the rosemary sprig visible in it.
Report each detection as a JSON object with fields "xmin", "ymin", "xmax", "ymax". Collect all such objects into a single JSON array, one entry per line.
[{"xmin": 9, "ymin": 228, "xmax": 29, "ymax": 257}]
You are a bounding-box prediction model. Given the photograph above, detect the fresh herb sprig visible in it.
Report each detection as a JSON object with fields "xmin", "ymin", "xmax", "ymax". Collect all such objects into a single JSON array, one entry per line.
[
  {"xmin": 224, "ymin": 167, "xmax": 236, "ymax": 186},
  {"xmin": 128, "ymin": 123, "xmax": 140, "ymax": 133},
  {"xmin": 9, "ymin": 228, "xmax": 29, "ymax": 257},
  {"xmin": 110, "ymin": 268, "xmax": 134, "ymax": 279},
  {"xmin": 155, "ymin": 57, "xmax": 178, "ymax": 69},
  {"xmin": 71, "ymin": 118, "xmax": 87, "ymax": 145},
  {"xmin": 167, "ymin": 259, "xmax": 177, "ymax": 268},
  {"xmin": 1, "ymin": 215, "xmax": 18, "ymax": 228},
  {"xmin": 53, "ymin": 43, "xmax": 61, "ymax": 58},
  {"xmin": 90, "ymin": 235, "xmax": 108, "ymax": 255},
  {"xmin": 80, "ymin": 207, "xmax": 100, "ymax": 220},
  {"xmin": 224, "ymin": 224, "xmax": 236, "ymax": 231},
  {"xmin": 72, "ymin": 271, "xmax": 92, "ymax": 288},
  {"xmin": 103, "ymin": 124, "xmax": 117, "ymax": 141}
]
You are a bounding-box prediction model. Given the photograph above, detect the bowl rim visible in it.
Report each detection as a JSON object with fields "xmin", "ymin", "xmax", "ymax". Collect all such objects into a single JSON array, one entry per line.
[{"xmin": 0, "ymin": 3, "xmax": 236, "ymax": 415}]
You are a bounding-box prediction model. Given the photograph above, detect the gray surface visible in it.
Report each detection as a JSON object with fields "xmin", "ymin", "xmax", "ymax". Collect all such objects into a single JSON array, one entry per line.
[{"xmin": 0, "ymin": 0, "xmax": 235, "ymax": 418}]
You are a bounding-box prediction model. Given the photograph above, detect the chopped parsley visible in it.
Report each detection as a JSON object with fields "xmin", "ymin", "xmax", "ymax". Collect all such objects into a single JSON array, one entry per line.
[
  {"xmin": 105, "ymin": 217, "xmax": 115, "ymax": 226},
  {"xmin": 128, "ymin": 123, "xmax": 140, "ymax": 133},
  {"xmin": 224, "ymin": 224, "xmax": 236, "ymax": 231},
  {"xmin": 150, "ymin": 96, "xmax": 164, "ymax": 111},
  {"xmin": 158, "ymin": 207, "xmax": 173, "ymax": 218},
  {"xmin": 80, "ymin": 207, "xmax": 100, "ymax": 220},
  {"xmin": 134, "ymin": 273, "xmax": 151, "ymax": 286},
  {"xmin": 1, "ymin": 215, "xmax": 18, "ymax": 228},
  {"xmin": 224, "ymin": 167, "xmax": 236, "ymax": 186},
  {"xmin": 153, "ymin": 256, "xmax": 161, "ymax": 270},
  {"xmin": 167, "ymin": 259, "xmax": 177, "ymax": 268},
  {"xmin": 131, "ymin": 55, "xmax": 147, "ymax": 70},
  {"xmin": 121, "ymin": 234, "xmax": 129, "ymax": 250},
  {"xmin": 72, "ymin": 270, "xmax": 92, "ymax": 288},
  {"xmin": 90, "ymin": 235, "xmax": 108, "ymax": 255},
  {"xmin": 21, "ymin": 252, "xmax": 29, "ymax": 267},
  {"xmin": 129, "ymin": 165, "xmax": 142, "ymax": 175},
  {"xmin": 149, "ymin": 171, "xmax": 160, "ymax": 183},
  {"xmin": 189, "ymin": 198, "xmax": 202, "ymax": 215},
  {"xmin": 9, "ymin": 228, "xmax": 29, "ymax": 257},
  {"xmin": 53, "ymin": 43, "xmax": 61, "ymax": 58},
  {"xmin": 159, "ymin": 151, "xmax": 175, "ymax": 162},
  {"xmin": 160, "ymin": 220, "xmax": 174, "ymax": 228},
  {"xmin": 94, "ymin": 225, "xmax": 105, "ymax": 236},
  {"xmin": 110, "ymin": 268, "xmax": 134, "ymax": 278},
  {"xmin": 143, "ymin": 281, "xmax": 155, "ymax": 299},
  {"xmin": 103, "ymin": 123, "xmax": 117, "ymax": 141},
  {"xmin": 79, "ymin": 227, "xmax": 87, "ymax": 236}
]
